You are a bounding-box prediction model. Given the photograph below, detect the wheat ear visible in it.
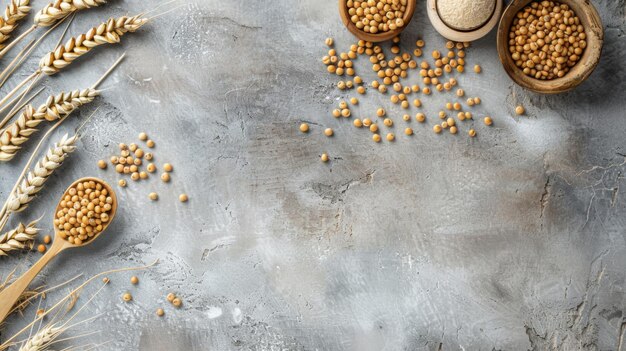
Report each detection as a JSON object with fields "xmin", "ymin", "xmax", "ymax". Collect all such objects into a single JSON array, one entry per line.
[
  {"xmin": 0, "ymin": 52, "xmax": 124, "ymax": 162},
  {"xmin": 0, "ymin": 0, "xmax": 106, "ymax": 56},
  {"xmin": 0, "ymin": 219, "xmax": 39, "ymax": 256},
  {"xmin": 0, "ymin": 0, "xmax": 31, "ymax": 50},
  {"xmin": 34, "ymin": 0, "xmax": 106, "ymax": 27},
  {"xmin": 0, "ymin": 89, "xmax": 97, "ymax": 162},
  {"xmin": 39, "ymin": 14, "xmax": 147, "ymax": 75},
  {"xmin": 1, "ymin": 261, "xmax": 158, "ymax": 350},
  {"xmin": 18, "ymin": 325, "xmax": 63, "ymax": 351},
  {"xmin": 6, "ymin": 134, "xmax": 78, "ymax": 213}
]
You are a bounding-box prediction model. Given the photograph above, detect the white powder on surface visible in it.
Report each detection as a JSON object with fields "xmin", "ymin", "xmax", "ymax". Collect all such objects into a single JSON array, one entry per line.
[{"xmin": 436, "ymin": 0, "xmax": 496, "ymax": 31}]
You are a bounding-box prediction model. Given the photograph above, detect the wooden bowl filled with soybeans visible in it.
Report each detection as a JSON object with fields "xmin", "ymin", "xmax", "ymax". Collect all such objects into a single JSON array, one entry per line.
[
  {"xmin": 339, "ymin": 0, "xmax": 416, "ymax": 42},
  {"xmin": 497, "ymin": 0, "xmax": 603, "ymax": 93}
]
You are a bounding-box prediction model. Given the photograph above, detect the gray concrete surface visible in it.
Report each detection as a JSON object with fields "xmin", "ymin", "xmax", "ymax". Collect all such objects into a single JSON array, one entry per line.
[{"xmin": 1, "ymin": 0, "xmax": 625, "ymax": 350}]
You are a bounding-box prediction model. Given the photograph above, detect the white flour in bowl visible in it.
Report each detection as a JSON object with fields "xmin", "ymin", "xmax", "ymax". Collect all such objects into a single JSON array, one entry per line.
[{"xmin": 436, "ymin": 0, "xmax": 496, "ymax": 31}]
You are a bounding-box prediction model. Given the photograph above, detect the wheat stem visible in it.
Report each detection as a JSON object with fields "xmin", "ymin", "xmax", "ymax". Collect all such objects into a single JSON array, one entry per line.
[
  {"xmin": 0, "ymin": 52, "xmax": 122, "ymax": 162},
  {"xmin": 91, "ymin": 51, "xmax": 125, "ymax": 89},
  {"xmin": 0, "ymin": 71, "xmax": 38, "ymax": 123},
  {"xmin": 0, "ymin": 260, "xmax": 158, "ymax": 350},
  {"xmin": 0, "ymin": 24, "xmax": 33, "ymax": 56},
  {"xmin": 0, "ymin": 15, "xmax": 71, "ymax": 91},
  {"xmin": 0, "ymin": 219, "xmax": 40, "ymax": 256}
]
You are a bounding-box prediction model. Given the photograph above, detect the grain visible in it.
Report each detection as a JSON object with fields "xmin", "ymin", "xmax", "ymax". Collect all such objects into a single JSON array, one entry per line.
[
  {"xmin": 39, "ymin": 15, "xmax": 148, "ymax": 75},
  {"xmin": 0, "ymin": 219, "xmax": 39, "ymax": 256},
  {"xmin": 54, "ymin": 179, "xmax": 113, "ymax": 244},
  {"xmin": 149, "ymin": 192, "xmax": 158, "ymax": 201},
  {"xmin": 179, "ymin": 194, "xmax": 188, "ymax": 202},
  {"xmin": 508, "ymin": 1, "xmax": 586, "ymax": 80},
  {"xmin": 346, "ymin": 0, "xmax": 407, "ymax": 34}
]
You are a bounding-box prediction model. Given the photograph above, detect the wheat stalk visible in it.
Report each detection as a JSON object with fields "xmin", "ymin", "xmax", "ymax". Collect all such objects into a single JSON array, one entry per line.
[
  {"xmin": 3, "ymin": 0, "xmax": 104, "ymax": 55},
  {"xmin": 34, "ymin": 0, "xmax": 106, "ymax": 27},
  {"xmin": 39, "ymin": 14, "xmax": 147, "ymax": 75},
  {"xmin": 0, "ymin": 219, "xmax": 39, "ymax": 256},
  {"xmin": 1, "ymin": 261, "xmax": 158, "ymax": 350},
  {"xmin": 0, "ymin": 0, "xmax": 31, "ymax": 49},
  {"xmin": 0, "ymin": 89, "xmax": 98, "ymax": 162},
  {"xmin": 18, "ymin": 325, "xmax": 63, "ymax": 351},
  {"xmin": 6, "ymin": 134, "xmax": 78, "ymax": 213}
]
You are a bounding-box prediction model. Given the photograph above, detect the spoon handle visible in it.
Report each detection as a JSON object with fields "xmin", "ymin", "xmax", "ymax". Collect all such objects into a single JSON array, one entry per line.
[{"xmin": 0, "ymin": 239, "xmax": 63, "ymax": 324}]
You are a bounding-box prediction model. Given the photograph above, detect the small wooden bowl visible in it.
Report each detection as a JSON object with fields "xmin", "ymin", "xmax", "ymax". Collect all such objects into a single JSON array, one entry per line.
[
  {"xmin": 339, "ymin": 0, "xmax": 416, "ymax": 42},
  {"xmin": 497, "ymin": 0, "xmax": 603, "ymax": 94}
]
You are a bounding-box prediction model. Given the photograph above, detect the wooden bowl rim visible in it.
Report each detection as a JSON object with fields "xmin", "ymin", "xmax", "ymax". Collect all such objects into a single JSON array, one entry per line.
[
  {"xmin": 426, "ymin": 0, "xmax": 504, "ymax": 42},
  {"xmin": 496, "ymin": 0, "xmax": 604, "ymax": 94},
  {"xmin": 338, "ymin": 0, "xmax": 417, "ymax": 43},
  {"xmin": 54, "ymin": 177, "xmax": 118, "ymax": 247}
]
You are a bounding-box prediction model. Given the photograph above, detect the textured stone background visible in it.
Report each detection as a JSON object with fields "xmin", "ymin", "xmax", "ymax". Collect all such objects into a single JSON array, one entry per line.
[{"xmin": 1, "ymin": 0, "xmax": 625, "ymax": 350}]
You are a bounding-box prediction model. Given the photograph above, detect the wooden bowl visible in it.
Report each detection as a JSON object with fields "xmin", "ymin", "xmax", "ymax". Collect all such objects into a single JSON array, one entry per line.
[
  {"xmin": 427, "ymin": 0, "xmax": 503, "ymax": 42},
  {"xmin": 496, "ymin": 0, "xmax": 603, "ymax": 94},
  {"xmin": 338, "ymin": 0, "xmax": 416, "ymax": 42}
]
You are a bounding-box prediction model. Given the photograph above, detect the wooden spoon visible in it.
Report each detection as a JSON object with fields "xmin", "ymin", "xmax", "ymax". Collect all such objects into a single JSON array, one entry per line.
[{"xmin": 0, "ymin": 177, "xmax": 117, "ymax": 324}]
